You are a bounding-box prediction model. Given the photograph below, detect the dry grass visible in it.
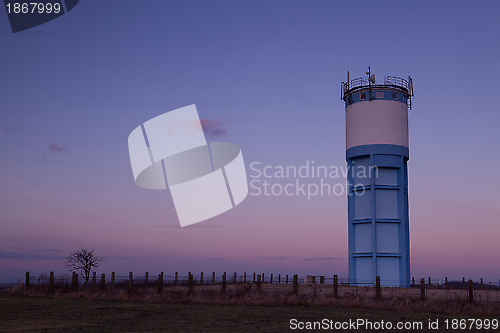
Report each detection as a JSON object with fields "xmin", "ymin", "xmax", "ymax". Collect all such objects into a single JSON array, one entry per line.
[
  {"xmin": 5, "ymin": 283, "xmax": 500, "ymax": 315},
  {"xmin": 5, "ymin": 292, "xmax": 485, "ymax": 333}
]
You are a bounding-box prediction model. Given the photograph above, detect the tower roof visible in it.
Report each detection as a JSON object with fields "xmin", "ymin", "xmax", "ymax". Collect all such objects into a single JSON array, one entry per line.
[
  {"xmin": 342, "ymin": 76, "xmax": 411, "ymax": 98},
  {"xmin": 341, "ymin": 71, "xmax": 414, "ymax": 109}
]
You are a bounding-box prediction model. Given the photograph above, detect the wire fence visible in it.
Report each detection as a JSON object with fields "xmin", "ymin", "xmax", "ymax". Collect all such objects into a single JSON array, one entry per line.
[{"xmin": 18, "ymin": 271, "xmax": 500, "ymax": 306}]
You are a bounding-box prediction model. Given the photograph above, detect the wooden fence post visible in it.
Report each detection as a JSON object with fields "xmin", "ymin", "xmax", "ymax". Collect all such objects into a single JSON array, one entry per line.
[
  {"xmin": 157, "ymin": 273, "xmax": 163, "ymax": 293},
  {"xmin": 253, "ymin": 272, "xmax": 256, "ymax": 283},
  {"xmin": 49, "ymin": 272, "xmax": 54, "ymax": 288},
  {"xmin": 256, "ymin": 274, "xmax": 261, "ymax": 292},
  {"xmin": 375, "ymin": 276, "xmax": 381, "ymax": 299},
  {"xmin": 111, "ymin": 272, "xmax": 115, "ymax": 286},
  {"xmin": 278, "ymin": 274, "xmax": 281, "ymax": 284},
  {"xmin": 412, "ymin": 276, "xmax": 415, "ymax": 286},
  {"xmin": 174, "ymin": 272, "xmax": 178, "ymax": 286},
  {"xmin": 320, "ymin": 276, "xmax": 325, "ymax": 284},
  {"xmin": 270, "ymin": 274, "xmax": 273, "ymax": 284},
  {"xmin": 188, "ymin": 272, "xmax": 193, "ymax": 294},
  {"xmin": 445, "ymin": 277, "xmax": 448, "ymax": 288},
  {"xmin": 262, "ymin": 273, "xmax": 265, "ymax": 284},
  {"xmin": 420, "ymin": 278, "xmax": 425, "ymax": 300},
  {"xmin": 100, "ymin": 274, "xmax": 105, "ymax": 290},
  {"xmin": 293, "ymin": 274, "xmax": 298, "ymax": 295},
  {"xmin": 222, "ymin": 272, "xmax": 227, "ymax": 293},
  {"xmin": 468, "ymin": 280, "xmax": 474, "ymax": 302},
  {"xmin": 462, "ymin": 277, "xmax": 465, "ymax": 287},
  {"xmin": 481, "ymin": 278, "xmax": 484, "ymax": 289},
  {"xmin": 428, "ymin": 276, "xmax": 431, "ymax": 287},
  {"xmin": 333, "ymin": 275, "xmax": 338, "ymax": 298},
  {"xmin": 71, "ymin": 272, "xmax": 78, "ymax": 290},
  {"xmin": 234, "ymin": 272, "xmax": 237, "ymax": 284},
  {"xmin": 200, "ymin": 272, "xmax": 203, "ymax": 285},
  {"xmin": 212, "ymin": 272, "xmax": 216, "ymax": 284},
  {"xmin": 92, "ymin": 272, "xmax": 97, "ymax": 286},
  {"xmin": 286, "ymin": 275, "xmax": 288, "ymax": 284},
  {"xmin": 128, "ymin": 272, "xmax": 133, "ymax": 291},
  {"xmin": 25, "ymin": 272, "xmax": 30, "ymax": 289},
  {"xmin": 244, "ymin": 272, "xmax": 246, "ymax": 283}
]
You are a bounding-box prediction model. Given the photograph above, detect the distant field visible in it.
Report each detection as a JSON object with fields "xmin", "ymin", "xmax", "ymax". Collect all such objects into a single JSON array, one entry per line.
[{"xmin": 1, "ymin": 293, "xmax": 499, "ymax": 333}]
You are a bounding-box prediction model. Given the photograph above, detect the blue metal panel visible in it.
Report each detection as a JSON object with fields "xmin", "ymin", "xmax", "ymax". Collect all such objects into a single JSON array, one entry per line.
[
  {"xmin": 347, "ymin": 158, "xmax": 356, "ymax": 282},
  {"xmin": 347, "ymin": 143, "xmax": 410, "ymax": 287},
  {"xmin": 375, "ymin": 168, "xmax": 398, "ymax": 185}
]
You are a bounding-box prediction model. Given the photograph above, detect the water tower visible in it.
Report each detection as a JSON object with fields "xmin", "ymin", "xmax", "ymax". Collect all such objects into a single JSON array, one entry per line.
[{"xmin": 341, "ymin": 67, "xmax": 414, "ymax": 287}]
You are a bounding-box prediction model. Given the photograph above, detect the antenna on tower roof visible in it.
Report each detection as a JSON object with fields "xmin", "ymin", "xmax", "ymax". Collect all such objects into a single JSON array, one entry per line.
[
  {"xmin": 366, "ymin": 66, "xmax": 375, "ymax": 84},
  {"xmin": 408, "ymin": 76, "xmax": 414, "ymax": 96}
]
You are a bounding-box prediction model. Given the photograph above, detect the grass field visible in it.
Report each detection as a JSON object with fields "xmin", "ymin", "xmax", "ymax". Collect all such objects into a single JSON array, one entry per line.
[{"xmin": 1, "ymin": 292, "xmax": 498, "ymax": 332}]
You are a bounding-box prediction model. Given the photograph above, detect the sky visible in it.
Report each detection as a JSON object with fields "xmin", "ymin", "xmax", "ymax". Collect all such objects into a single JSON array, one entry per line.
[{"xmin": 1, "ymin": 0, "xmax": 500, "ymax": 283}]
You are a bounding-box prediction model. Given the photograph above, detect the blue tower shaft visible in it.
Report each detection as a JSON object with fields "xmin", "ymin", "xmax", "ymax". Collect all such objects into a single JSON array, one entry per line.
[{"xmin": 347, "ymin": 145, "xmax": 410, "ymax": 287}]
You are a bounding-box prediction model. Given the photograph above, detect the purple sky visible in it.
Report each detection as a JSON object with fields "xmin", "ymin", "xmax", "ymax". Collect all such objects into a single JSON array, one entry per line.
[{"xmin": 1, "ymin": 0, "xmax": 500, "ymax": 283}]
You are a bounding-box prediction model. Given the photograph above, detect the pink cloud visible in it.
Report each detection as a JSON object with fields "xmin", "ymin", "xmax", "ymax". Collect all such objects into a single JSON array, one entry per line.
[
  {"xmin": 200, "ymin": 119, "xmax": 228, "ymax": 138},
  {"xmin": 48, "ymin": 143, "xmax": 68, "ymax": 152}
]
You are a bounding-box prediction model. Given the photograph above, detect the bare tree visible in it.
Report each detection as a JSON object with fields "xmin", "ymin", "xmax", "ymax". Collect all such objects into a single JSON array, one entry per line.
[{"xmin": 66, "ymin": 248, "xmax": 102, "ymax": 284}]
